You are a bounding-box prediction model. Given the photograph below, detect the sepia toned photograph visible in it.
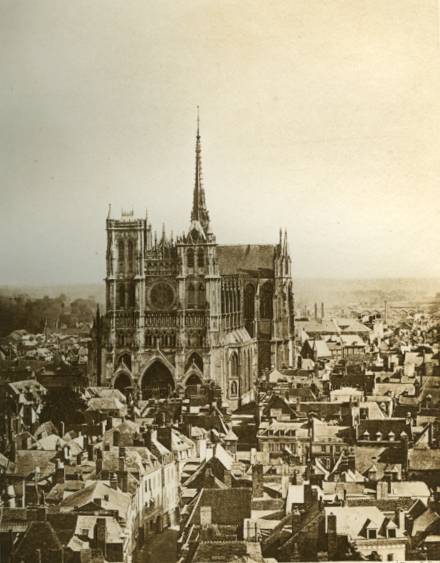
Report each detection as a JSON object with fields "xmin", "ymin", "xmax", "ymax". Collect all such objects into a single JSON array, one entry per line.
[{"xmin": 1, "ymin": 1, "xmax": 440, "ymax": 562}]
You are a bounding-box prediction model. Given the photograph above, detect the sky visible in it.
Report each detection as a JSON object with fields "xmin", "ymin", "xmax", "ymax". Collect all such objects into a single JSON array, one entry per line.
[{"xmin": 1, "ymin": 0, "xmax": 440, "ymax": 284}]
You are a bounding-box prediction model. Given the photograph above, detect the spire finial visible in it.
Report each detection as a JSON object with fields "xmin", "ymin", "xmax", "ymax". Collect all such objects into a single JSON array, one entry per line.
[{"xmin": 191, "ymin": 107, "xmax": 210, "ymax": 233}]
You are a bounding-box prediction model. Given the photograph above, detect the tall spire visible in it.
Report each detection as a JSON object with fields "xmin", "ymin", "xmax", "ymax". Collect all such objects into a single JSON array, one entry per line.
[{"xmin": 191, "ymin": 107, "xmax": 210, "ymax": 233}]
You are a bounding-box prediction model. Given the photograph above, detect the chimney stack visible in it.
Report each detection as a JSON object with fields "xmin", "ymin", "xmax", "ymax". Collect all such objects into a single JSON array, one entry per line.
[
  {"xmin": 94, "ymin": 517, "xmax": 107, "ymax": 557},
  {"xmin": 252, "ymin": 463, "xmax": 264, "ymax": 498}
]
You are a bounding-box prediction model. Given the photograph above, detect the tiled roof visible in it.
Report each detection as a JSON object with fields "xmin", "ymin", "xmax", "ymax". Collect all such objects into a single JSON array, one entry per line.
[
  {"xmin": 12, "ymin": 450, "xmax": 56, "ymax": 478},
  {"xmin": 409, "ymin": 448, "xmax": 440, "ymax": 471},
  {"xmin": 60, "ymin": 481, "xmax": 131, "ymax": 519},
  {"xmin": 14, "ymin": 520, "xmax": 63, "ymax": 560},
  {"xmin": 193, "ymin": 540, "xmax": 265, "ymax": 562},
  {"xmin": 216, "ymin": 244, "xmax": 275, "ymax": 275},
  {"xmin": 190, "ymin": 488, "xmax": 252, "ymax": 526}
]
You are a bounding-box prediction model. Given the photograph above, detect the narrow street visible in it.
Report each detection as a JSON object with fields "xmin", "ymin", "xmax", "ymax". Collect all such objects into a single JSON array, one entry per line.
[{"xmin": 134, "ymin": 529, "xmax": 179, "ymax": 563}]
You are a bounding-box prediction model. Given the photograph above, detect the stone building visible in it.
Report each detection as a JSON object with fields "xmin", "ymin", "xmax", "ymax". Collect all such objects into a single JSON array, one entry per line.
[{"xmin": 90, "ymin": 118, "xmax": 295, "ymax": 409}]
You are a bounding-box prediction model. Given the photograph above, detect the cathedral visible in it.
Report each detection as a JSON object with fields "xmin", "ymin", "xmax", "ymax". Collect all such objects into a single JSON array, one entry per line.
[{"xmin": 90, "ymin": 118, "xmax": 295, "ymax": 409}]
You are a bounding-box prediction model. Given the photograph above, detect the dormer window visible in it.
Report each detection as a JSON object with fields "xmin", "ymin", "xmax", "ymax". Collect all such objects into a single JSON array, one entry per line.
[
  {"xmin": 376, "ymin": 431, "xmax": 382, "ymax": 441},
  {"xmin": 367, "ymin": 528, "xmax": 377, "ymax": 539},
  {"xmin": 388, "ymin": 528, "xmax": 396, "ymax": 538}
]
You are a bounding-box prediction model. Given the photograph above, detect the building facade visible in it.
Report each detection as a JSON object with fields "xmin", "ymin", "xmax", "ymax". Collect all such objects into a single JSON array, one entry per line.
[{"xmin": 90, "ymin": 119, "xmax": 295, "ymax": 409}]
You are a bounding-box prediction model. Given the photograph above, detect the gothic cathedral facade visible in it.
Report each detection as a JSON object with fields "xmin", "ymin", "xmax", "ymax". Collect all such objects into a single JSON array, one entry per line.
[{"xmin": 90, "ymin": 120, "xmax": 295, "ymax": 409}]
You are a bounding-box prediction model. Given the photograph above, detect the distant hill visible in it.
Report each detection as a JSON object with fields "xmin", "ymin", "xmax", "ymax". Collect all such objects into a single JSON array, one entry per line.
[
  {"xmin": 1, "ymin": 278, "xmax": 439, "ymax": 310},
  {"xmin": 0, "ymin": 284, "xmax": 105, "ymax": 304}
]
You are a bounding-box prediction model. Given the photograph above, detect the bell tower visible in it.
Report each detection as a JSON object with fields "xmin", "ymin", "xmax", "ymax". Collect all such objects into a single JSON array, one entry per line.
[
  {"xmin": 272, "ymin": 229, "xmax": 295, "ymax": 368},
  {"xmin": 175, "ymin": 111, "xmax": 221, "ymax": 384}
]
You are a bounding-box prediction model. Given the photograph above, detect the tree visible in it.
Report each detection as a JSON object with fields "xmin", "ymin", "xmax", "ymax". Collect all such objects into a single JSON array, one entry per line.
[{"xmin": 40, "ymin": 387, "xmax": 87, "ymax": 429}]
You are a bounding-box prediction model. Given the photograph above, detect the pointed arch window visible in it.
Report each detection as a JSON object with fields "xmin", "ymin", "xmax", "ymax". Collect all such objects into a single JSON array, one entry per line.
[
  {"xmin": 187, "ymin": 249, "xmax": 194, "ymax": 268},
  {"xmin": 188, "ymin": 283, "xmax": 196, "ymax": 308},
  {"xmin": 198, "ymin": 283, "xmax": 205, "ymax": 308},
  {"xmin": 118, "ymin": 284, "xmax": 125, "ymax": 308},
  {"xmin": 244, "ymin": 284, "xmax": 256, "ymax": 337},
  {"xmin": 118, "ymin": 240, "xmax": 125, "ymax": 263},
  {"xmin": 230, "ymin": 353, "xmax": 239, "ymax": 379},
  {"xmin": 260, "ymin": 282, "xmax": 274, "ymax": 319},
  {"xmin": 128, "ymin": 240, "xmax": 135, "ymax": 271},
  {"xmin": 197, "ymin": 248, "xmax": 205, "ymax": 267}
]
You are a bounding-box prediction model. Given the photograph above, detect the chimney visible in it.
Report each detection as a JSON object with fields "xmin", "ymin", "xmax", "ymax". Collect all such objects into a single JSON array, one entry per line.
[
  {"xmin": 200, "ymin": 506, "xmax": 212, "ymax": 527},
  {"xmin": 291, "ymin": 508, "xmax": 302, "ymax": 534},
  {"xmin": 110, "ymin": 473, "xmax": 118, "ymax": 490},
  {"xmin": 113, "ymin": 430, "xmax": 120, "ymax": 447},
  {"xmin": 96, "ymin": 449, "xmax": 103, "ymax": 475},
  {"xmin": 395, "ymin": 508, "xmax": 406, "ymax": 532},
  {"xmin": 327, "ymin": 512, "xmax": 338, "ymax": 559},
  {"xmin": 376, "ymin": 481, "xmax": 388, "ymax": 500},
  {"xmin": 118, "ymin": 457, "xmax": 128, "ymax": 493},
  {"xmin": 118, "ymin": 455, "xmax": 126, "ymax": 474},
  {"xmin": 55, "ymin": 459, "xmax": 65, "ymax": 485},
  {"xmin": 252, "ymin": 463, "xmax": 264, "ymax": 498},
  {"xmin": 87, "ymin": 444, "xmax": 95, "ymax": 462},
  {"xmin": 59, "ymin": 421, "xmax": 65, "ymax": 438},
  {"xmin": 401, "ymin": 433, "xmax": 409, "ymax": 474},
  {"xmin": 223, "ymin": 469, "xmax": 232, "ymax": 488},
  {"xmin": 94, "ymin": 517, "xmax": 107, "ymax": 557},
  {"xmin": 63, "ymin": 445, "xmax": 70, "ymax": 463},
  {"xmin": 321, "ymin": 302, "xmax": 325, "ymax": 319}
]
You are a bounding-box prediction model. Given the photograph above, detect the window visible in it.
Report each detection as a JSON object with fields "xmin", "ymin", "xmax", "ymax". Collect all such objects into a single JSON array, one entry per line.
[
  {"xmin": 197, "ymin": 248, "xmax": 204, "ymax": 267},
  {"xmin": 187, "ymin": 248, "xmax": 194, "ymax": 268},
  {"xmin": 388, "ymin": 529, "xmax": 396, "ymax": 538},
  {"xmin": 230, "ymin": 380, "xmax": 238, "ymax": 397},
  {"xmin": 367, "ymin": 529, "xmax": 377, "ymax": 539},
  {"xmin": 387, "ymin": 555, "xmax": 394, "ymax": 561},
  {"xmin": 128, "ymin": 239, "xmax": 135, "ymax": 270},
  {"xmin": 260, "ymin": 282, "xmax": 274, "ymax": 318},
  {"xmin": 188, "ymin": 283, "xmax": 196, "ymax": 308},
  {"xmin": 118, "ymin": 285, "xmax": 125, "ymax": 308},
  {"xmin": 118, "ymin": 239, "xmax": 125, "ymax": 262}
]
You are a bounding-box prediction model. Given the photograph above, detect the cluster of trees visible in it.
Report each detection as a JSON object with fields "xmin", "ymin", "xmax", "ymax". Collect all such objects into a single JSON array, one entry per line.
[
  {"xmin": 40, "ymin": 388, "xmax": 87, "ymax": 427},
  {"xmin": 0, "ymin": 294, "xmax": 97, "ymax": 337}
]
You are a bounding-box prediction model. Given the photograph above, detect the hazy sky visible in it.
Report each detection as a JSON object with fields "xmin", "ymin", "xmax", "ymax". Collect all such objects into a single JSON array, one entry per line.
[{"xmin": 1, "ymin": 0, "xmax": 440, "ymax": 284}]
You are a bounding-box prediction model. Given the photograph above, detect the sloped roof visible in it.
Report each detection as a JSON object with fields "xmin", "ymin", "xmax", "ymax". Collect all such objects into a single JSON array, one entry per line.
[
  {"xmin": 409, "ymin": 448, "xmax": 440, "ymax": 471},
  {"xmin": 14, "ymin": 520, "xmax": 63, "ymax": 560},
  {"xmin": 216, "ymin": 244, "xmax": 275, "ymax": 275},
  {"xmin": 190, "ymin": 488, "xmax": 252, "ymax": 525},
  {"xmin": 12, "ymin": 450, "xmax": 56, "ymax": 478},
  {"xmin": 324, "ymin": 506, "xmax": 404, "ymax": 539},
  {"xmin": 60, "ymin": 481, "xmax": 131, "ymax": 518},
  {"xmin": 193, "ymin": 540, "xmax": 265, "ymax": 563}
]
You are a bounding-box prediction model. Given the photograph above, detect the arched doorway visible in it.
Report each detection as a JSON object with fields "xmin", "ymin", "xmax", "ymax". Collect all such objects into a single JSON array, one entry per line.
[
  {"xmin": 185, "ymin": 373, "xmax": 202, "ymax": 386},
  {"xmin": 114, "ymin": 372, "xmax": 132, "ymax": 396},
  {"xmin": 141, "ymin": 361, "xmax": 174, "ymax": 399}
]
